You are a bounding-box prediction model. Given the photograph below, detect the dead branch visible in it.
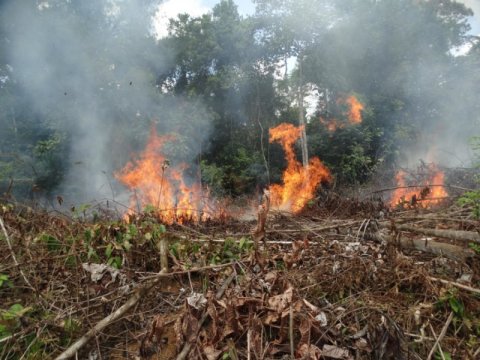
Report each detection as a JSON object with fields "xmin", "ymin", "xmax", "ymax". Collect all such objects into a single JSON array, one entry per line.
[
  {"xmin": 398, "ymin": 237, "xmax": 475, "ymax": 262},
  {"xmin": 253, "ymin": 189, "xmax": 270, "ymax": 246},
  {"xmin": 366, "ymin": 232, "xmax": 475, "ymax": 262},
  {"xmin": 428, "ymin": 324, "xmax": 446, "ymax": 360},
  {"xmin": 395, "ymin": 224, "xmax": 480, "ymax": 243},
  {"xmin": 370, "ymin": 184, "xmax": 474, "ymax": 195}
]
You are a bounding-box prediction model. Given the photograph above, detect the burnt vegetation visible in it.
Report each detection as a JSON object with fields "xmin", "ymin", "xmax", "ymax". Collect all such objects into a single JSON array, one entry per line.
[{"xmin": 0, "ymin": 0, "xmax": 480, "ymax": 359}]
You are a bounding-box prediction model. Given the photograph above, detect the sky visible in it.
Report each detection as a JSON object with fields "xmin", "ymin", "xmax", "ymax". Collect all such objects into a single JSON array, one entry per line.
[
  {"xmin": 202, "ymin": 0, "xmax": 254, "ymax": 14},
  {"xmin": 154, "ymin": 0, "xmax": 479, "ymax": 39},
  {"xmin": 461, "ymin": 0, "xmax": 480, "ymax": 34},
  {"xmin": 152, "ymin": 0, "xmax": 254, "ymax": 38}
]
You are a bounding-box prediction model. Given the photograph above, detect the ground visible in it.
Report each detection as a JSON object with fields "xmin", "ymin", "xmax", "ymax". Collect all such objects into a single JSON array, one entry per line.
[{"xmin": 0, "ymin": 196, "xmax": 479, "ymax": 359}]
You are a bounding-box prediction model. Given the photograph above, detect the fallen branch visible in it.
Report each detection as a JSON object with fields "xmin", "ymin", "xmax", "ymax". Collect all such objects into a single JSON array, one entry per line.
[
  {"xmin": 366, "ymin": 232, "xmax": 475, "ymax": 262},
  {"xmin": 398, "ymin": 237, "xmax": 475, "ymax": 262},
  {"xmin": 394, "ymin": 224, "xmax": 480, "ymax": 243},
  {"xmin": 370, "ymin": 184, "xmax": 473, "ymax": 195}
]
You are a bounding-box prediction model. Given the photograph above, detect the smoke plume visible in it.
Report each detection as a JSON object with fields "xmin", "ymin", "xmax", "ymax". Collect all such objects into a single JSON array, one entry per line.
[{"xmin": 0, "ymin": 0, "xmax": 213, "ymax": 204}]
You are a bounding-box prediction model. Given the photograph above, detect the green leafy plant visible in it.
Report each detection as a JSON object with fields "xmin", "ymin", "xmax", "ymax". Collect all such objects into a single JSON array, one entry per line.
[
  {"xmin": 0, "ymin": 274, "xmax": 12, "ymax": 288},
  {"xmin": 209, "ymin": 237, "xmax": 253, "ymax": 264},
  {"xmin": 105, "ymin": 243, "xmax": 122, "ymax": 269},
  {"xmin": 38, "ymin": 233, "xmax": 62, "ymax": 252},
  {"xmin": 469, "ymin": 242, "xmax": 480, "ymax": 255},
  {"xmin": 0, "ymin": 304, "xmax": 32, "ymax": 339},
  {"xmin": 457, "ymin": 191, "xmax": 480, "ymax": 219},
  {"xmin": 437, "ymin": 289, "xmax": 465, "ymax": 318}
]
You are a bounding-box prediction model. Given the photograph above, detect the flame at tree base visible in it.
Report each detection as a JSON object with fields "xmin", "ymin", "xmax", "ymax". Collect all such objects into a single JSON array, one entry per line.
[{"xmin": 269, "ymin": 123, "xmax": 331, "ymax": 213}]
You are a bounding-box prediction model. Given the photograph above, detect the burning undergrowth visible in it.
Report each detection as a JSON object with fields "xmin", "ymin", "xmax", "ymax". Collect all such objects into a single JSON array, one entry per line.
[
  {"xmin": 115, "ymin": 126, "xmax": 223, "ymax": 224},
  {"xmin": 389, "ymin": 162, "xmax": 449, "ymax": 209},
  {"xmin": 116, "ymin": 122, "xmax": 334, "ymax": 223}
]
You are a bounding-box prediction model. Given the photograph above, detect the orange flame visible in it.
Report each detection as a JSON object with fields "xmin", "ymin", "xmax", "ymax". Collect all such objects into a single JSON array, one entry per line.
[
  {"xmin": 115, "ymin": 126, "xmax": 212, "ymax": 224},
  {"xmin": 344, "ymin": 95, "xmax": 364, "ymax": 124},
  {"xmin": 269, "ymin": 123, "xmax": 331, "ymax": 213},
  {"xmin": 321, "ymin": 95, "xmax": 364, "ymax": 132},
  {"xmin": 389, "ymin": 164, "xmax": 448, "ymax": 208}
]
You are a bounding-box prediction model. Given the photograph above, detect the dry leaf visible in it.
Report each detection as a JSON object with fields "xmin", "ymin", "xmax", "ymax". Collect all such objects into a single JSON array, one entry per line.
[
  {"xmin": 321, "ymin": 344, "xmax": 352, "ymax": 359},
  {"xmin": 297, "ymin": 343, "xmax": 322, "ymax": 359},
  {"xmin": 203, "ymin": 345, "xmax": 222, "ymax": 360},
  {"xmin": 268, "ymin": 286, "xmax": 293, "ymax": 313}
]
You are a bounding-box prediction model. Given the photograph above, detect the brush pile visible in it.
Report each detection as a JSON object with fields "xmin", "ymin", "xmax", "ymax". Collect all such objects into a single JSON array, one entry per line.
[{"xmin": 0, "ymin": 196, "xmax": 479, "ymax": 359}]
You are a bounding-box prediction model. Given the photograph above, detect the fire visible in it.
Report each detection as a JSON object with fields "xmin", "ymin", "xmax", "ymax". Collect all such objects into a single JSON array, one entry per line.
[
  {"xmin": 343, "ymin": 95, "xmax": 364, "ymax": 124},
  {"xmin": 269, "ymin": 123, "xmax": 331, "ymax": 213},
  {"xmin": 115, "ymin": 126, "xmax": 212, "ymax": 224},
  {"xmin": 389, "ymin": 164, "xmax": 448, "ymax": 208},
  {"xmin": 321, "ymin": 95, "xmax": 364, "ymax": 132}
]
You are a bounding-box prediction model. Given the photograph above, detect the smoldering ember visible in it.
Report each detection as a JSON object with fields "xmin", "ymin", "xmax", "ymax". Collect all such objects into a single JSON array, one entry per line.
[{"xmin": 0, "ymin": 1, "xmax": 479, "ymax": 359}]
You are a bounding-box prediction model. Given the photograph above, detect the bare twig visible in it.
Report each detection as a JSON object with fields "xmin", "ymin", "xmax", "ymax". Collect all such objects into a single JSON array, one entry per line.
[
  {"xmin": 289, "ymin": 305, "xmax": 294, "ymax": 359},
  {"xmin": 474, "ymin": 346, "xmax": 480, "ymax": 358},
  {"xmin": 428, "ymin": 324, "xmax": 446, "ymax": 360},
  {"xmin": 427, "ymin": 312, "xmax": 454, "ymax": 360},
  {"xmin": 428, "ymin": 277, "xmax": 480, "ymax": 295},
  {"xmin": 247, "ymin": 329, "xmax": 251, "ymax": 360},
  {"xmin": 0, "ymin": 216, "xmax": 35, "ymax": 291}
]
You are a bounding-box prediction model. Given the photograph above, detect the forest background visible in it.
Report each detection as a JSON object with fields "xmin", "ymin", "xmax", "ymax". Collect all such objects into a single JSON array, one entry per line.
[{"xmin": 0, "ymin": 0, "xmax": 479, "ymax": 206}]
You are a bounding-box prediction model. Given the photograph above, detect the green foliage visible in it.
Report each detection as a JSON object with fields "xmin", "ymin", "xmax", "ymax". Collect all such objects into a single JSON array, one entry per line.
[
  {"xmin": 0, "ymin": 303, "xmax": 32, "ymax": 340},
  {"xmin": 457, "ymin": 191, "xmax": 480, "ymax": 219},
  {"xmin": 468, "ymin": 242, "xmax": 480, "ymax": 255},
  {"xmin": 169, "ymin": 235, "xmax": 253, "ymax": 266},
  {"xmin": 437, "ymin": 289, "xmax": 465, "ymax": 318},
  {"xmin": 457, "ymin": 137, "xmax": 480, "ymax": 218},
  {"xmin": 38, "ymin": 233, "xmax": 62, "ymax": 252},
  {"xmin": 0, "ymin": 274, "xmax": 12, "ymax": 288},
  {"xmin": 434, "ymin": 351, "xmax": 452, "ymax": 360},
  {"xmin": 210, "ymin": 237, "xmax": 252, "ymax": 264}
]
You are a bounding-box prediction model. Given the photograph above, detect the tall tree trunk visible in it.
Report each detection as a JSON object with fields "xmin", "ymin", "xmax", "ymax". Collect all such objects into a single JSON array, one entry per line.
[
  {"xmin": 256, "ymin": 82, "xmax": 270, "ymax": 185},
  {"xmin": 297, "ymin": 55, "xmax": 308, "ymax": 168}
]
